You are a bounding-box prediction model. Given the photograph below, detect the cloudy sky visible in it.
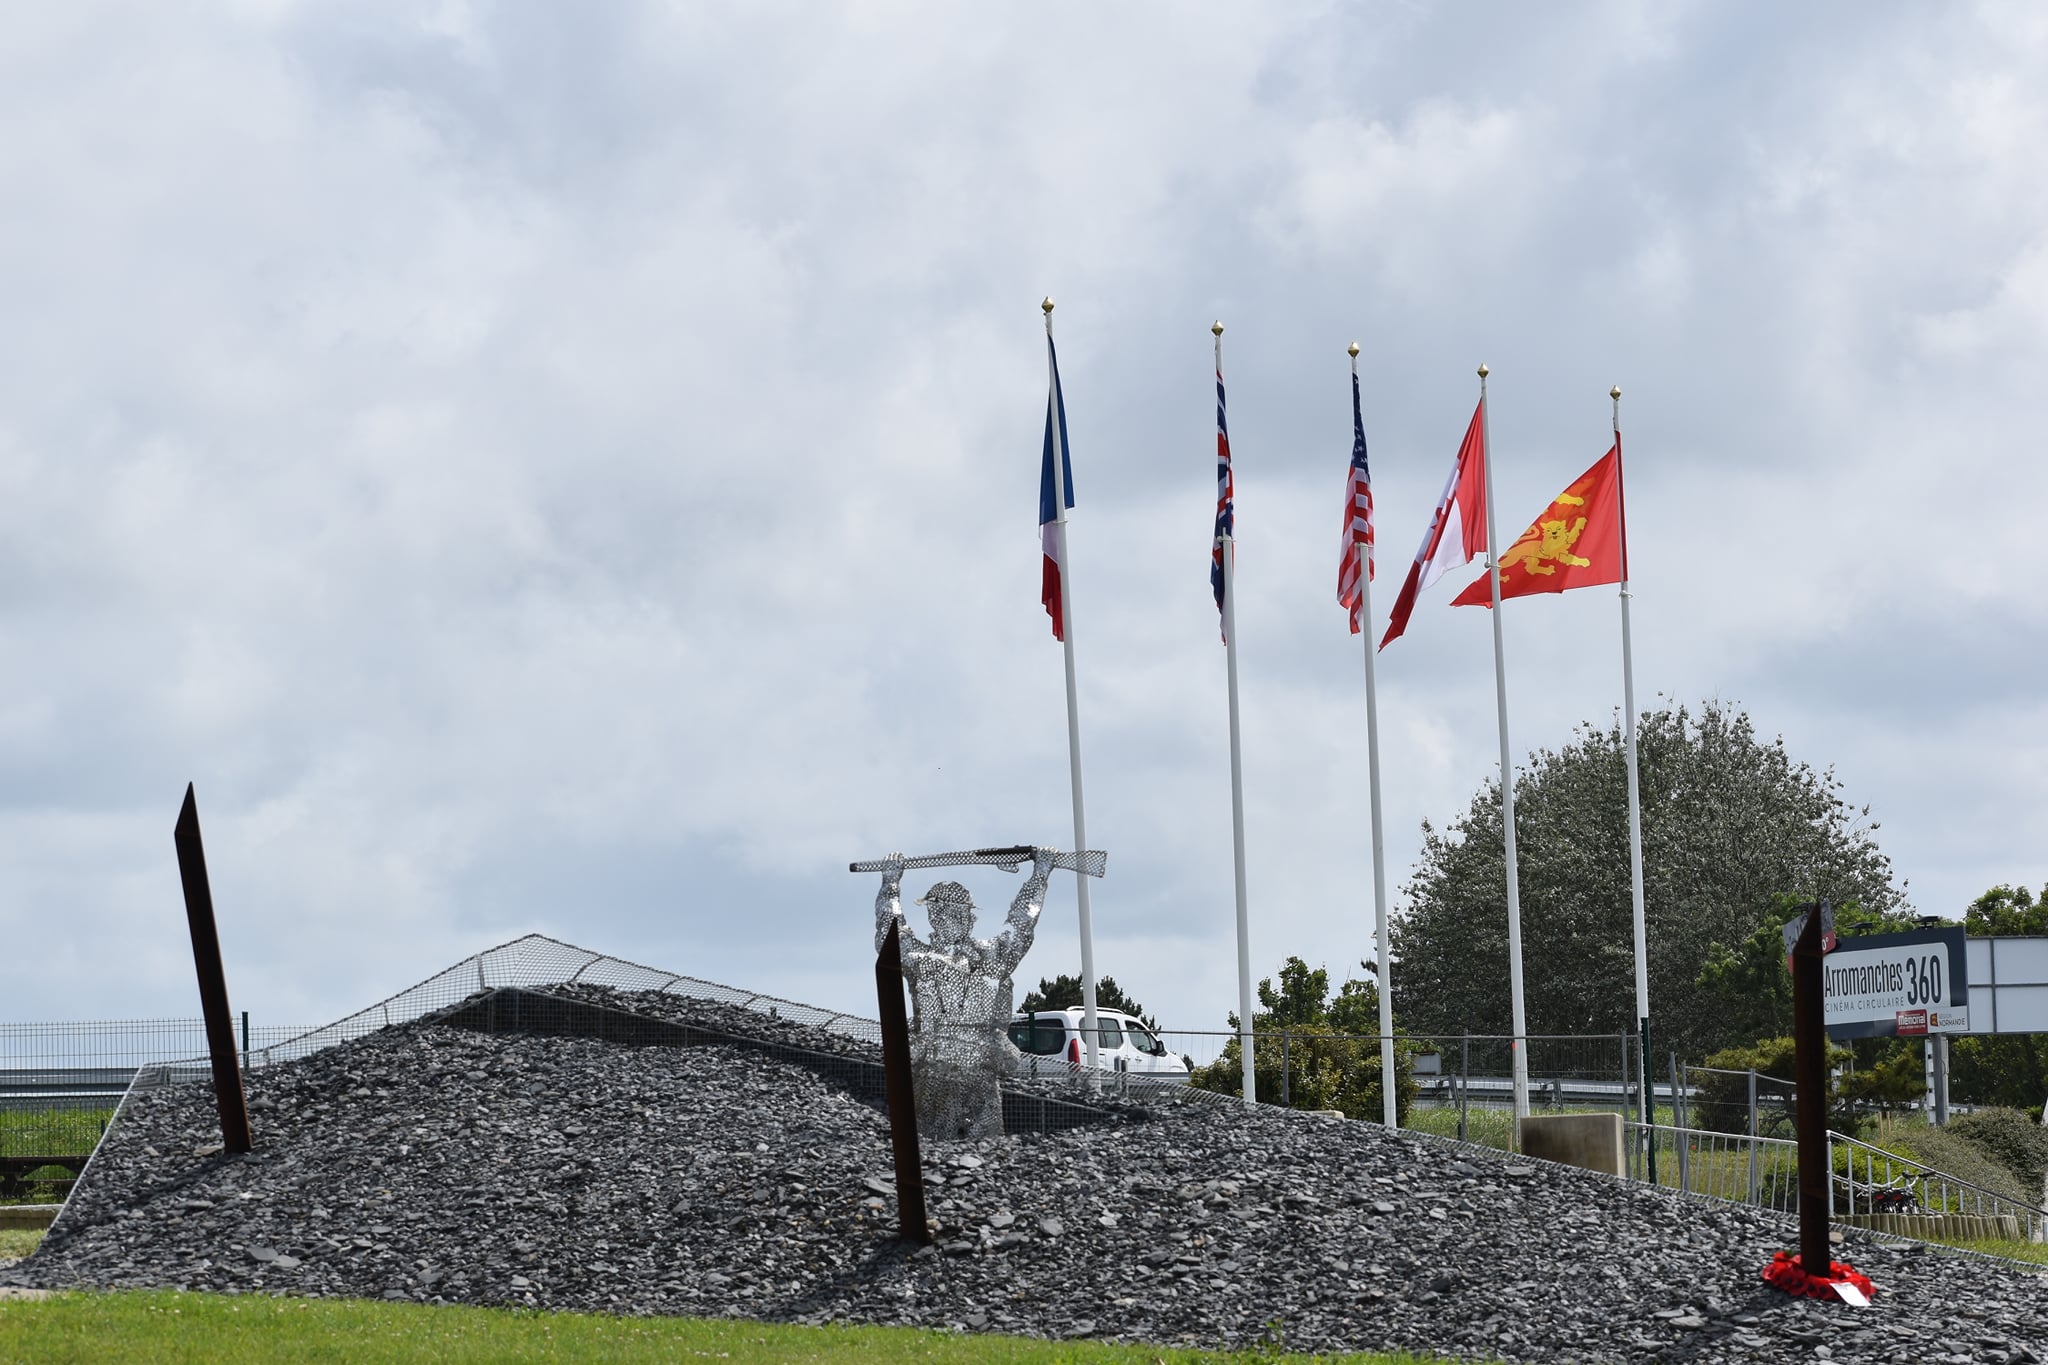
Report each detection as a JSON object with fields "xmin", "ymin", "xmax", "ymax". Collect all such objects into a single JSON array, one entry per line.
[{"xmin": 4, "ymin": 2, "xmax": 2044, "ymax": 1044}]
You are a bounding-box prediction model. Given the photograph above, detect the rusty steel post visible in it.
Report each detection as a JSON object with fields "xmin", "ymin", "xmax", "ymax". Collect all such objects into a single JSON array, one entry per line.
[
  {"xmin": 173, "ymin": 784, "xmax": 253, "ymax": 1154},
  {"xmin": 1792, "ymin": 900, "xmax": 1830, "ymax": 1274},
  {"xmin": 874, "ymin": 922, "xmax": 930, "ymax": 1244}
]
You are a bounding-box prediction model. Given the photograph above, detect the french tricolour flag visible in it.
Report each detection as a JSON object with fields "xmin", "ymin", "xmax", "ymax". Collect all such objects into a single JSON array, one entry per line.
[{"xmin": 1040, "ymin": 336, "xmax": 1076, "ymax": 640}]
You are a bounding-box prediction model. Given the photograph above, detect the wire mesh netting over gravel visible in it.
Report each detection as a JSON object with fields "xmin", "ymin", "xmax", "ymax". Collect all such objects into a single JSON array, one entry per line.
[{"xmin": 7, "ymin": 937, "xmax": 2048, "ymax": 1364}]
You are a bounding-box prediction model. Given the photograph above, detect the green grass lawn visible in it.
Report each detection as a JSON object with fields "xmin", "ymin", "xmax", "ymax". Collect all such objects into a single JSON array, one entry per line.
[
  {"xmin": 0, "ymin": 1107, "xmax": 105, "ymax": 1206},
  {"xmin": 0, "ymin": 1228, "xmax": 44, "ymax": 1259},
  {"xmin": 0, "ymin": 1290, "xmax": 1462, "ymax": 1364},
  {"xmin": 1933, "ymin": 1236, "xmax": 2048, "ymax": 1266},
  {"xmin": 0, "ymin": 1109, "xmax": 111, "ymax": 1159}
]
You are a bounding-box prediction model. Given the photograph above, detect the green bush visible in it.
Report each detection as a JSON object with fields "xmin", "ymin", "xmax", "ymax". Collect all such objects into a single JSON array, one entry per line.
[
  {"xmin": 1870, "ymin": 1118, "xmax": 2035, "ymax": 1208},
  {"xmin": 1947, "ymin": 1108, "xmax": 2048, "ymax": 1194},
  {"xmin": 1190, "ymin": 1026, "xmax": 1419, "ymax": 1124},
  {"xmin": 1188, "ymin": 957, "xmax": 1419, "ymax": 1124}
]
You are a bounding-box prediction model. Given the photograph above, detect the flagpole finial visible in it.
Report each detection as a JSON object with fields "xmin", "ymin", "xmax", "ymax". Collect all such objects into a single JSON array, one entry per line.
[
  {"xmin": 1211, "ymin": 320, "xmax": 1224, "ymax": 337},
  {"xmin": 1042, "ymin": 297, "xmax": 1055, "ymax": 315},
  {"xmin": 1477, "ymin": 363, "xmax": 1490, "ymax": 379},
  {"xmin": 1347, "ymin": 341, "xmax": 1360, "ymax": 357},
  {"xmin": 1609, "ymin": 385, "xmax": 1621, "ymax": 400}
]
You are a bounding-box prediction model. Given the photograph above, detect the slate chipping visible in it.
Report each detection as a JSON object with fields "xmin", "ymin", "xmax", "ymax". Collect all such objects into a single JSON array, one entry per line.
[{"xmin": 5, "ymin": 988, "xmax": 2045, "ymax": 1365}]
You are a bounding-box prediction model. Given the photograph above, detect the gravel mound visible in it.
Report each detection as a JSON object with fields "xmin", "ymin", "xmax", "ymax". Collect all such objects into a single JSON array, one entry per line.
[{"xmin": 4, "ymin": 994, "xmax": 2044, "ymax": 1364}]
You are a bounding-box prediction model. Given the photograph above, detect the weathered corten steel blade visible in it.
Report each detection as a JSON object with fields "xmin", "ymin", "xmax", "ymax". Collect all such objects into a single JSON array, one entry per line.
[
  {"xmin": 873, "ymin": 922, "xmax": 930, "ymax": 1244},
  {"xmin": 173, "ymin": 783, "xmax": 253, "ymax": 1155}
]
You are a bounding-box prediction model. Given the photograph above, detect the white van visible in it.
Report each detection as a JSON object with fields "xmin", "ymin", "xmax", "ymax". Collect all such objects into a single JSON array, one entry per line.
[{"xmin": 1006, "ymin": 1007, "xmax": 1191, "ymax": 1082}]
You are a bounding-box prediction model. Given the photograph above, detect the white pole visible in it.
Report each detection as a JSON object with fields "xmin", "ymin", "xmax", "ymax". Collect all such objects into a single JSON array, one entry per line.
[
  {"xmin": 1044, "ymin": 299, "xmax": 1101, "ymax": 1076},
  {"xmin": 1614, "ymin": 386, "xmax": 1649, "ymax": 1082},
  {"xmin": 1477, "ymin": 364, "xmax": 1530, "ymax": 1120},
  {"xmin": 1351, "ymin": 344, "xmax": 1397, "ymax": 1128},
  {"xmin": 1217, "ymin": 321, "xmax": 1255, "ymax": 1107}
]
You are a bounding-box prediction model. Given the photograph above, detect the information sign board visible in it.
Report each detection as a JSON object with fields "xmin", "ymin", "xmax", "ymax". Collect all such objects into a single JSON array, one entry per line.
[{"xmin": 1819, "ymin": 925, "xmax": 1969, "ymax": 1041}]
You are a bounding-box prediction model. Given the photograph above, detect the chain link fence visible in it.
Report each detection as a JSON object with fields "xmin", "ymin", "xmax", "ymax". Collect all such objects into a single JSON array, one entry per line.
[
  {"xmin": 1, "ymin": 1016, "xmax": 308, "ymax": 1202},
  {"xmin": 1147, "ymin": 1028, "xmax": 1644, "ymax": 1147}
]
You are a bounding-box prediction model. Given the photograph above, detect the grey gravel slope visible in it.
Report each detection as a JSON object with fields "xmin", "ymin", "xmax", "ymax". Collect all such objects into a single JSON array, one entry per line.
[{"xmin": 4, "ymin": 996, "xmax": 2043, "ymax": 1364}]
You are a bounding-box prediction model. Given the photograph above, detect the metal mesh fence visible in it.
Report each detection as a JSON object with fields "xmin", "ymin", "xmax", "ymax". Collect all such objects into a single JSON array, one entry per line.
[
  {"xmin": 1677, "ymin": 1062, "xmax": 1798, "ymax": 1138},
  {"xmin": 73, "ymin": 936, "xmax": 1250, "ymax": 1161},
  {"xmin": 1140, "ymin": 1029, "xmax": 1644, "ymax": 1148},
  {"xmin": 0, "ymin": 1018, "xmax": 307, "ymax": 1201},
  {"xmin": 1403, "ymin": 1034, "xmax": 1641, "ymax": 1150},
  {"xmin": 241, "ymin": 934, "xmax": 886, "ymax": 1069},
  {"xmin": 222, "ymin": 935, "xmax": 1252, "ymax": 1124}
]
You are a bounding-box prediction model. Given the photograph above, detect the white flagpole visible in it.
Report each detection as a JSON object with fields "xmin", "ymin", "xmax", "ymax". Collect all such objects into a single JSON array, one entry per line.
[
  {"xmin": 1043, "ymin": 298, "xmax": 1101, "ymax": 1074},
  {"xmin": 1476, "ymin": 363, "xmax": 1531, "ymax": 1119},
  {"xmin": 1614, "ymin": 384, "xmax": 1651, "ymax": 1113},
  {"xmin": 1351, "ymin": 342, "xmax": 1397, "ymax": 1128},
  {"xmin": 1216, "ymin": 320, "xmax": 1256, "ymax": 1106}
]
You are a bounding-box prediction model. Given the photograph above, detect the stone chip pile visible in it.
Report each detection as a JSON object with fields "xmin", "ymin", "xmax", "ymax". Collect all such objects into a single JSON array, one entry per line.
[{"xmin": 6, "ymin": 989, "xmax": 2046, "ymax": 1364}]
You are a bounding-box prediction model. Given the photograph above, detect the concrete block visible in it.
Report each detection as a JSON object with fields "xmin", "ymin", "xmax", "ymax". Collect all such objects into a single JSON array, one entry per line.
[
  {"xmin": 0, "ymin": 1204, "xmax": 59, "ymax": 1230},
  {"xmin": 1515, "ymin": 1112, "xmax": 1625, "ymax": 1176}
]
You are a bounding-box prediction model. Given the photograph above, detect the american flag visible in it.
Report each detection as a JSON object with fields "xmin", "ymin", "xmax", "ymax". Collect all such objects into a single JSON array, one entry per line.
[
  {"xmin": 1336, "ymin": 367, "xmax": 1375, "ymax": 633},
  {"xmin": 1210, "ymin": 360, "xmax": 1233, "ymax": 625}
]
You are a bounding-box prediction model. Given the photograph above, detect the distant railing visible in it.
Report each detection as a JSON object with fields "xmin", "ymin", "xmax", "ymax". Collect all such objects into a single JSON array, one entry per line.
[
  {"xmin": 1625, "ymin": 1120, "xmax": 1801, "ymax": 1213},
  {"xmin": 1827, "ymin": 1128, "xmax": 2047, "ymax": 1242}
]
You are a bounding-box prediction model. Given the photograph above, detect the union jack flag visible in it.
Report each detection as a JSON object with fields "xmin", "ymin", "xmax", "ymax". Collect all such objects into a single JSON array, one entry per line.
[
  {"xmin": 1210, "ymin": 360, "xmax": 1233, "ymax": 630},
  {"xmin": 1336, "ymin": 368, "xmax": 1375, "ymax": 633}
]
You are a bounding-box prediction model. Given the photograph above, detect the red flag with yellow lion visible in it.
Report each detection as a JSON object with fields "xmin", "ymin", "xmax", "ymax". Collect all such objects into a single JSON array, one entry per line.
[{"xmin": 1452, "ymin": 442, "xmax": 1624, "ymax": 606}]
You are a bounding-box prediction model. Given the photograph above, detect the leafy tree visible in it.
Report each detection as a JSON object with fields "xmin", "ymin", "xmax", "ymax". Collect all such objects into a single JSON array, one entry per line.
[
  {"xmin": 1392, "ymin": 700, "xmax": 1904, "ymax": 1058},
  {"xmin": 1693, "ymin": 895, "xmax": 1917, "ymax": 1045},
  {"xmin": 1948, "ymin": 884, "xmax": 2048, "ymax": 1110},
  {"xmin": 1018, "ymin": 973, "xmax": 1158, "ymax": 1031},
  {"xmin": 1189, "ymin": 957, "xmax": 1417, "ymax": 1123},
  {"xmin": 1839, "ymin": 1043, "xmax": 1929, "ymax": 1120},
  {"xmin": 1964, "ymin": 883, "xmax": 2048, "ymax": 937}
]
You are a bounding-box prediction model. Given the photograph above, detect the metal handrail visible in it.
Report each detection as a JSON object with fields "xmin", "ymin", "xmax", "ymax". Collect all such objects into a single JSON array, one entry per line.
[{"xmin": 1827, "ymin": 1128, "xmax": 2048, "ymax": 1237}]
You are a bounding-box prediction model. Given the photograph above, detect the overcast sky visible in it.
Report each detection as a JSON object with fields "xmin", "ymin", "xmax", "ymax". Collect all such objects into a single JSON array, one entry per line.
[{"xmin": 4, "ymin": 3, "xmax": 2044, "ymax": 1043}]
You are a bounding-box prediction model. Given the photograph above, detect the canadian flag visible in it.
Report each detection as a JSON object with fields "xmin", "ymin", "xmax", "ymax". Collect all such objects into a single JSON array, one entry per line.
[{"xmin": 1379, "ymin": 400, "xmax": 1487, "ymax": 651}]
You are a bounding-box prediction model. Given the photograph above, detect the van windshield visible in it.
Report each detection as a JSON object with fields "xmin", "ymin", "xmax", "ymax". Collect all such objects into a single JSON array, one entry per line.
[{"xmin": 1123, "ymin": 1021, "xmax": 1160, "ymax": 1053}]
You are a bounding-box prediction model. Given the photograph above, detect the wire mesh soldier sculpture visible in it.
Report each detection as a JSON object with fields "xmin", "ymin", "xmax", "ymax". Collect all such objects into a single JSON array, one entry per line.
[{"xmin": 872, "ymin": 848, "xmax": 1055, "ymax": 1139}]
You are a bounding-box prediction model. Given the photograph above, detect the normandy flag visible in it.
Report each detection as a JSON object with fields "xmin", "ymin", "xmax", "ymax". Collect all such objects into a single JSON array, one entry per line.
[{"xmin": 1452, "ymin": 441, "xmax": 1624, "ymax": 607}]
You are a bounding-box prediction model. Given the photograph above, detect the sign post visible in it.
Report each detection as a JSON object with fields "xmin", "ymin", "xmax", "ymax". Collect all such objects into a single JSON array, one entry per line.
[
  {"xmin": 1764, "ymin": 900, "xmax": 1875, "ymax": 1305},
  {"xmin": 1791, "ymin": 904, "xmax": 1831, "ymax": 1279}
]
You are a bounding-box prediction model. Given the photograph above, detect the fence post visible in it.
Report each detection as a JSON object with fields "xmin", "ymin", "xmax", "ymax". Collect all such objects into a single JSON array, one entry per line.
[
  {"xmin": 1745, "ymin": 1068, "xmax": 1761, "ymax": 1202},
  {"xmin": 1618, "ymin": 1031, "xmax": 1629, "ymax": 1126},
  {"xmin": 1281, "ymin": 1032, "xmax": 1291, "ymax": 1107},
  {"xmin": 1642, "ymin": 1024, "xmax": 1657, "ymax": 1186},
  {"xmin": 1932, "ymin": 1034, "xmax": 1950, "ymax": 1126},
  {"xmin": 1458, "ymin": 1035, "xmax": 1469, "ymax": 1143},
  {"xmin": 1824, "ymin": 1131, "xmax": 1836, "ymax": 1219},
  {"xmin": 1669, "ymin": 1052, "xmax": 1689, "ymax": 1194}
]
